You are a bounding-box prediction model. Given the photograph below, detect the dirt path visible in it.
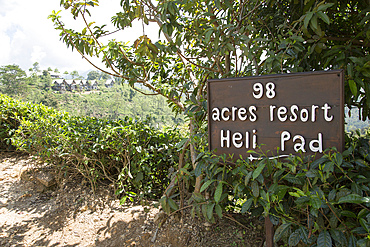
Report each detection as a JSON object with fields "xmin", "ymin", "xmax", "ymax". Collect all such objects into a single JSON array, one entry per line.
[{"xmin": 0, "ymin": 152, "xmax": 265, "ymax": 247}]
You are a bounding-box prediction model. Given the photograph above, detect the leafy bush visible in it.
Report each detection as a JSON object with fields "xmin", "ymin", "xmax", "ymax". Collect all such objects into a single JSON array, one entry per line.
[
  {"xmin": 0, "ymin": 93, "xmax": 48, "ymax": 150},
  {"xmin": 0, "ymin": 94, "xmax": 182, "ymax": 200},
  {"xmin": 185, "ymin": 134, "xmax": 370, "ymax": 246}
]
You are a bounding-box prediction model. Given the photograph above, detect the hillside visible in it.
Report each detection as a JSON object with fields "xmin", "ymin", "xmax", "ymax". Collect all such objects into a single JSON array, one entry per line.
[
  {"xmin": 2, "ymin": 69, "xmax": 185, "ymax": 127},
  {"xmin": 34, "ymin": 83, "xmax": 184, "ymax": 127}
]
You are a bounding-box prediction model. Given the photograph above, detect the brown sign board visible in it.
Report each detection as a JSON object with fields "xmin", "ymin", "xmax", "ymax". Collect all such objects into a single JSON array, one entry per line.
[{"xmin": 207, "ymin": 70, "xmax": 344, "ymax": 160}]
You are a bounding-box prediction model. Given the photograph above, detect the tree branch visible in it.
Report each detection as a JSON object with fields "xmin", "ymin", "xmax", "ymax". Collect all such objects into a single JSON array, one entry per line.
[
  {"xmin": 177, "ymin": 53, "xmax": 219, "ymax": 73},
  {"xmin": 130, "ymin": 85, "xmax": 159, "ymax": 96},
  {"xmin": 118, "ymin": 46, "xmax": 147, "ymax": 79},
  {"xmin": 151, "ymin": 16, "xmax": 198, "ymax": 85},
  {"xmin": 55, "ymin": 19, "xmax": 125, "ymax": 80},
  {"xmin": 80, "ymin": 11, "xmax": 121, "ymax": 76},
  {"xmin": 326, "ymin": 36, "xmax": 370, "ymax": 47}
]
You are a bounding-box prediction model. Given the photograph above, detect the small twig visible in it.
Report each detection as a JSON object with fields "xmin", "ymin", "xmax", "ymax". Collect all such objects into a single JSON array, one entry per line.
[
  {"xmin": 169, "ymin": 202, "xmax": 208, "ymax": 217},
  {"xmin": 162, "ymin": 139, "xmax": 190, "ymax": 198},
  {"xmin": 223, "ymin": 214, "xmax": 249, "ymax": 230},
  {"xmin": 325, "ymin": 200, "xmax": 351, "ymax": 232},
  {"xmin": 151, "ymin": 214, "xmax": 167, "ymax": 243},
  {"xmin": 307, "ymin": 205, "xmax": 312, "ymax": 238},
  {"xmin": 151, "ymin": 225, "xmax": 160, "ymax": 243}
]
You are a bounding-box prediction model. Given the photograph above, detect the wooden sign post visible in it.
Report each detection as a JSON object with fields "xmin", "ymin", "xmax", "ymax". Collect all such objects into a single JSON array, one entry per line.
[
  {"xmin": 208, "ymin": 70, "xmax": 344, "ymax": 159},
  {"xmin": 208, "ymin": 70, "xmax": 344, "ymax": 247}
]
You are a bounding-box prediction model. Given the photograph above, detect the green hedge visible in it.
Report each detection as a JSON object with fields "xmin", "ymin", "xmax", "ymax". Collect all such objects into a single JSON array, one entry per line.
[{"xmin": 0, "ymin": 93, "xmax": 182, "ymax": 199}]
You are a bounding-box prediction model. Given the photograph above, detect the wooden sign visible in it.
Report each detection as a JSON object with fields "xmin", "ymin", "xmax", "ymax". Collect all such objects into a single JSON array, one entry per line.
[{"xmin": 207, "ymin": 70, "xmax": 344, "ymax": 160}]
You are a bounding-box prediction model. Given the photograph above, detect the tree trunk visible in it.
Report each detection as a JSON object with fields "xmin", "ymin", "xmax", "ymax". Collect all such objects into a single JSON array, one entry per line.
[
  {"xmin": 190, "ymin": 119, "xmax": 202, "ymax": 194},
  {"xmin": 225, "ymin": 53, "xmax": 231, "ymax": 74}
]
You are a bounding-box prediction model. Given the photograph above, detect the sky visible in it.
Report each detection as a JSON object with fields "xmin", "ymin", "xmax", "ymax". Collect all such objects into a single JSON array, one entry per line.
[{"xmin": 0, "ymin": 0, "xmax": 159, "ymax": 76}]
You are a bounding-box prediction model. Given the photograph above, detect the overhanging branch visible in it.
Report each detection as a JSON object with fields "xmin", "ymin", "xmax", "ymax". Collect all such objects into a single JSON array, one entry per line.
[{"xmin": 326, "ymin": 36, "xmax": 370, "ymax": 47}]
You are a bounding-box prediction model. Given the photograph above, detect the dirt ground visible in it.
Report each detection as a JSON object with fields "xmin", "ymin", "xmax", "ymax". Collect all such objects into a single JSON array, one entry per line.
[{"xmin": 0, "ymin": 152, "xmax": 265, "ymax": 247}]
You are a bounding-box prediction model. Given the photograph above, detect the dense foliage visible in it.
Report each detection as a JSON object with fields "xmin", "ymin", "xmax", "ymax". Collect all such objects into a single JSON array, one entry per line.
[
  {"xmin": 46, "ymin": 0, "xmax": 370, "ymax": 245},
  {"xmin": 191, "ymin": 137, "xmax": 370, "ymax": 246},
  {"xmin": 0, "ymin": 64, "xmax": 27, "ymax": 96},
  {"xmin": 0, "ymin": 93, "xmax": 183, "ymax": 200}
]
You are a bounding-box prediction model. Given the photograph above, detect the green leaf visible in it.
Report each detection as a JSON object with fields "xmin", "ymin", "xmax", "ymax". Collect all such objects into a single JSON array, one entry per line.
[
  {"xmin": 348, "ymin": 234, "xmax": 357, "ymax": 247},
  {"xmin": 334, "ymin": 153, "xmax": 343, "ymax": 166},
  {"xmin": 284, "ymin": 175, "xmax": 303, "ymax": 185},
  {"xmin": 317, "ymin": 3, "xmax": 335, "ymax": 12},
  {"xmin": 175, "ymin": 138, "xmax": 189, "ymax": 150},
  {"xmin": 207, "ymin": 203, "xmax": 215, "ymax": 220},
  {"xmin": 135, "ymin": 171, "xmax": 143, "ymax": 183},
  {"xmin": 298, "ymin": 226, "xmax": 312, "ymax": 245},
  {"xmin": 317, "ymin": 11, "xmax": 330, "ymax": 24},
  {"xmin": 251, "ymin": 180, "xmax": 260, "ymax": 198},
  {"xmin": 202, "ymin": 203, "xmax": 208, "ymax": 219},
  {"xmin": 214, "ymin": 182, "xmax": 223, "ymax": 203},
  {"xmin": 245, "ymin": 171, "xmax": 252, "ymax": 186},
  {"xmin": 304, "ymin": 12, "xmax": 313, "ymax": 29},
  {"xmin": 119, "ymin": 196, "xmax": 128, "ymax": 205},
  {"xmin": 295, "ymin": 196, "xmax": 310, "ymax": 205},
  {"xmin": 288, "ymin": 229, "xmax": 301, "ymax": 246},
  {"xmin": 328, "ymin": 189, "xmax": 336, "ymax": 201},
  {"xmin": 338, "ymin": 194, "xmax": 365, "ymax": 204},
  {"xmin": 329, "ymin": 229, "xmax": 347, "ymax": 247},
  {"xmin": 357, "ymin": 239, "xmax": 368, "ymax": 247},
  {"xmin": 200, "ymin": 180, "xmax": 213, "ymax": 193},
  {"xmin": 310, "ymin": 196, "xmax": 322, "ymax": 209},
  {"xmin": 359, "ymin": 218, "xmax": 370, "ymax": 232},
  {"xmin": 348, "ymin": 80, "xmax": 357, "ymax": 97},
  {"xmin": 190, "ymin": 206, "xmax": 195, "ymax": 218},
  {"xmin": 214, "ymin": 0, "xmax": 221, "ymax": 8},
  {"xmin": 358, "ymin": 208, "xmax": 370, "ymax": 219},
  {"xmin": 204, "ymin": 29, "xmax": 213, "ymax": 44},
  {"xmin": 194, "ymin": 161, "xmax": 204, "ymax": 177},
  {"xmin": 276, "ymin": 187, "xmax": 288, "ymax": 200},
  {"xmin": 252, "ymin": 162, "xmax": 266, "ymax": 180},
  {"xmin": 161, "ymin": 196, "xmax": 170, "ymax": 214},
  {"xmin": 329, "ymin": 212, "xmax": 338, "ymax": 228},
  {"xmin": 167, "ymin": 197, "xmax": 179, "ymax": 211},
  {"xmin": 310, "ymin": 15, "xmax": 318, "ymax": 31},
  {"xmin": 317, "ymin": 230, "xmax": 332, "ymax": 247},
  {"xmin": 143, "ymin": 14, "xmax": 149, "ymax": 25},
  {"xmin": 323, "ymin": 161, "xmax": 334, "ymax": 173},
  {"xmin": 274, "ymin": 223, "xmax": 291, "ymax": 242},
  {"xmin": 195, "ymin": 152, "xmax": 205, "ymax": 162},
  {"xmin": 215, "ymin": 204, "xmax": 223, "ymax": 218},
  {"xmin": 341, "ymin": 210, "xmax": 356, "ymax": 218},
  {"xmin": 167, "ymin": 2, "xmax": 175, "ymax": 15},
  {"xmin": 241, "ymin": 198, "xmax": 253, "ymax": 213}
]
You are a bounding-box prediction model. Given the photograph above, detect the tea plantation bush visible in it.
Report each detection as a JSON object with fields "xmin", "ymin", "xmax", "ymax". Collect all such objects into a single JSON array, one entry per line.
[
  {"xmin": 193, "ymin": 133, "xmax": 370, "ymax": 246},
  {"xmin": 0, "ymin": 93, "xmax": 183, "ymax": 199}
]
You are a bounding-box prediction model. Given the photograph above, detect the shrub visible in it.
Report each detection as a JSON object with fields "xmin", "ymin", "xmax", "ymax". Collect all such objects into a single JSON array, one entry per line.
[
  {"xmin": 189, "ymin": 133, "xmax": 370, "ymax": 246},
  {"xmin": 0, "ymin": 94, "xmax": 182, "ymax": 200},
  {"xmin": 0, "ymin": 94, "xmax": 35, "ymax": 150}
]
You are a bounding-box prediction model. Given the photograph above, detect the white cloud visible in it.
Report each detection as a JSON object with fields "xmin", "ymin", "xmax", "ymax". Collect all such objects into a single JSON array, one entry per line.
[
  {"xmin": 0, "ymin": 0, "xmax": 159, "ymax": 75},
  {"xmin": 0, "ymin": 34, "xmax": 11, "ymax": 64},
  {"xmin": 31, "ymin": 46, "xmax": 47, "ymax": 64}
]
